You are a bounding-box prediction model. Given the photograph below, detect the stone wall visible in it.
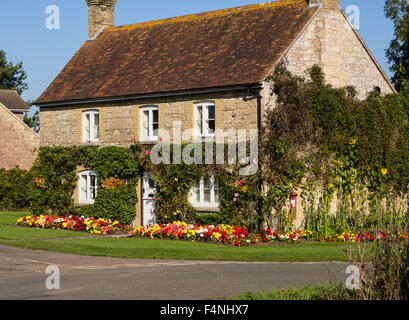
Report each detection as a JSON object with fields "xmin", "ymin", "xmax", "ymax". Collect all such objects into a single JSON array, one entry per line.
[
  {"xmin": 40, "ymin": 91, "xmax": 258, "ymax": 147},
  {"xmin": 0, "ymin": 103, "xmax": 39, "ymax": 170},
  {"xmin": 283, "ymin": 8, "xmax": 394, "ymax": 100}
]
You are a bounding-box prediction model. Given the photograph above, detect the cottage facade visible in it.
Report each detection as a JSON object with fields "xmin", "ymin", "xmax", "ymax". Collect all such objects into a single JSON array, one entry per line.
[
  {"xmin": 35, "ymin": 0, "xmax": 395, "ymax": 226},
  {"xmin": 0, "ymin": 90, "xmax": 39, "ymax": 170}
]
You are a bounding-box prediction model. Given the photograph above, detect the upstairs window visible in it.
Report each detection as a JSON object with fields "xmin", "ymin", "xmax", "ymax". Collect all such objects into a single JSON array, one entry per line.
[
  {"xmin": 83, "ymin": 110, "xmax": 99, "ymax": 143},
  {"xmin": 190, "ymin": 175, "xmax": 220, "ymax": 208},
  {"xmin": 79, "ymin": 170, "xmax": 98, "ymax": 205},
  {"xmin": 140, "ymin": 106, "xmax": 159, "ymax": 141},
  {"xmin": 195, "ymin": 102, "xmax": 215, "ymax": 138}
]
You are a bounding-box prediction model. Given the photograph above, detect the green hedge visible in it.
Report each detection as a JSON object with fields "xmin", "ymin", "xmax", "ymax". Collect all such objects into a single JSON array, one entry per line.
[{"xmin": 0, "ymin": 167, "xmax": 33, "ymax": 210}]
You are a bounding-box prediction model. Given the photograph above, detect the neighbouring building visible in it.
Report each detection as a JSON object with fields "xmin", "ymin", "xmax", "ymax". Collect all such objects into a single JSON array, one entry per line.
[
  {"xmin": 34, "ymin": 0, "xmax": 395, "ymax": 226},
  {"xmin": 0, "ymin": 89, "xmax": 39, "ymax": 170}
]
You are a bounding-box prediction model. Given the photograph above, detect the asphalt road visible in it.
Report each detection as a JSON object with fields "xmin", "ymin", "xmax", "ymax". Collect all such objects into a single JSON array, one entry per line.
[{"xmin": 0, "ymin": 244, "xmax": 350, "ymax": 300}]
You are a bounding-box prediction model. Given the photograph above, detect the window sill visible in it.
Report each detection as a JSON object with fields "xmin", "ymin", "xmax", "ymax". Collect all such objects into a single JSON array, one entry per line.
[
  {"xmin": 82, "ymin": 141, "xmax": 100, "ymax": 146},
  {"xmin": 195, "ymin": 135, "xmax": 215, "ymax": 140},
  {"xmin": 192, "ymin": 206, "xmax": 220, "ymax": 212},
  {"xmin": 139, "ymin": 139, "xmax": 159, "ymax": 144},
  {"xmin": 76, "ymin": 203, "xmax": 95, "ymax": 207}
]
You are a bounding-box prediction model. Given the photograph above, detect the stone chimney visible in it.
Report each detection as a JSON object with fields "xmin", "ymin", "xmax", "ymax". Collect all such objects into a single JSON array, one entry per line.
[
  {"xmin": 309, "ymin": 0, "xmax": 340, "ymax": 9},
  {"xmin": 86, "ymin": 0, "xmax": 118, "ymax": 39}
]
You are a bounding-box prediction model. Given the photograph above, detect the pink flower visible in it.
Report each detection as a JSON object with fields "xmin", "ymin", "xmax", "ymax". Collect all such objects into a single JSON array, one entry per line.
[
  {"xmin": 145, "ymin": 150, "xmax": 151, "ymax": 155},
  {"xmin": 130, "ymin": 139, "xmax": 134, "ymax": 143},
  {"xmin": 159, "ymin": 138, "xmax": 163, "ymax": 142},
  {"xmin": 233, "ymin": 198, "xmax": 237, "ymax": 202},
  {"xmin": 234, "ymin": 193, "xmax": 239, "ymax": 197},
  {"xmin": 228, "ymin": 168, "xmax": 233, "ymax": 174}
]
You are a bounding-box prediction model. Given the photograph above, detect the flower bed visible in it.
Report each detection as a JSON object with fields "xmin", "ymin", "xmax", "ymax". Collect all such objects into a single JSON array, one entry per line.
[
  {"xmin": 16, "ymin": 215, "xmax": 132, "ymax": 235},
  {"xmin": 128, "ymin": 222, "xmax": 312, "ymax": 246},
  {"xmin": 128, "ymin": 222, "xmax": 409, "ymax": 246},
  {"xmin": 325, "ymin": 231, "xmax": 409, "ymax": 243},
  {"xmin": 16, "ymin": 215, "xmax": 409, "ymax": 245}
]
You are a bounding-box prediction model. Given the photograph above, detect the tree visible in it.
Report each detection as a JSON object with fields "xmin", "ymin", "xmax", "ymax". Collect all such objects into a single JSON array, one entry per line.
[
  {"xmin": 23, "ymin": 100, "xmax": 40, "ymax": 133},
  {"xmin": 385, "ymin": 0, "xmax": 409, "ymax": 102},
  {"xmin": 0, "ymin": 50, "xmax": 28, "ymax": 95}
]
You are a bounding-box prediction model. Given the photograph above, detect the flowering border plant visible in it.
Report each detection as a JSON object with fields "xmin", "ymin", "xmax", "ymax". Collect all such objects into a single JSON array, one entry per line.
[{"xmin": 17, "ymin": 215, "xmax": 132, "ymax": 235}]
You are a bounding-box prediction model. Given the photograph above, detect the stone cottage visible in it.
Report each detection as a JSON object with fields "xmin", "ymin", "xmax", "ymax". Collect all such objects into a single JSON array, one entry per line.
[
  {"xmin": 0, "ymin": 89, "xmax": 39, "ymax": 170},
  {"xmin": 34, "ymin": 0, "xmax": 395, "ymax": 226}
]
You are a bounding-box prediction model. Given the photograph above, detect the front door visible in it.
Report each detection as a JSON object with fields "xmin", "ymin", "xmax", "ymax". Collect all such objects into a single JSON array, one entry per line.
[{"xmin": 142, "ymin": 173, "xmax": 157, "ymax": 226}]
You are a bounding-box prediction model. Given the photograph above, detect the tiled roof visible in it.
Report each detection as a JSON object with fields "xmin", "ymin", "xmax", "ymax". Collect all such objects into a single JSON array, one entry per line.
[
  {"xmin": 35, "ymin": 0, "xmax": 317, "ymax": 105},
  {"xmin": 0, "ymin": 89, "xmax": 29, "ymax": 111}
]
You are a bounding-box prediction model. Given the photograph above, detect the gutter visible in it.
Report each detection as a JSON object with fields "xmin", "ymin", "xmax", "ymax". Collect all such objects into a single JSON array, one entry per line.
[
  {"xmin": 8, "ymin": 109, "xmax": 27, "ymax": 113},
  {"xmin": 35, "ymin": 83, "xmax": 264, "ymax": 108}
]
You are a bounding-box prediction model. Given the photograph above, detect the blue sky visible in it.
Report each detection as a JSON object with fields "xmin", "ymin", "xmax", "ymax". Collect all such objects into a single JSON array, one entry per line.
[{"xmin": 0, "ymin": 0, "xmax": 395, "ymax": 108}]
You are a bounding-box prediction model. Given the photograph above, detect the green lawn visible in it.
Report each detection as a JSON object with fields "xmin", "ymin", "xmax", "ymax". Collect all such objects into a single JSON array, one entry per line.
[
  {"xmin": 0, "ymin": 211, "xmax": 355, "ymax": 262},
  {"xmin": 227, "ymin": 283, "xmax": 356, "ymax": 300}
]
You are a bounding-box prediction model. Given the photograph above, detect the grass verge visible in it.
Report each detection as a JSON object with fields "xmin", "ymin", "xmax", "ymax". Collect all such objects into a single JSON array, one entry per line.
[{"xmin": 227, "ymin": 283, "xmax": 357, "ymax": 300}]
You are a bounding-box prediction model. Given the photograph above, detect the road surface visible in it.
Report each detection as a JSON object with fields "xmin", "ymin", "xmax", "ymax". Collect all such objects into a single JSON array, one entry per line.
[{"xmin": 0, "ymin": 244, "xmax": 349, "ymax": 300}]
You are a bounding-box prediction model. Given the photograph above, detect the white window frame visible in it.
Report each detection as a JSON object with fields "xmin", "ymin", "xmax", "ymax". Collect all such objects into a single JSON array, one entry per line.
[
  {"xmin": 79, "ymin": 170, "xmax": 98, "ymax": 205},
  {"xmin": 194, "ymin": 102, "xmax": 215, "ymax": 138},
  {"xmin": 83, "ymin": 110, "xmax": 99, "ymax": 143},
  {"xmin": 140, "ymin": 106, "xmax": 159, "ymax": 142},
  {"xmin": 190, "ymin": 175, "xmax": 220, "ymax": 208}
]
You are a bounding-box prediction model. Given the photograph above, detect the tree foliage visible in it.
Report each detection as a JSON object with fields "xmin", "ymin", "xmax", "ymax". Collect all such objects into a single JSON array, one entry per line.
[
  {"xmin": 23, "ymin": 101, "xmax": 40, "ymax": 133},
  {"xmin": 385, "ymin": 0, "xmax": 409, "ymax": 100},
  {"xmin": 0, "ymin": 50, "xmax": 28, "ymax": 95}
]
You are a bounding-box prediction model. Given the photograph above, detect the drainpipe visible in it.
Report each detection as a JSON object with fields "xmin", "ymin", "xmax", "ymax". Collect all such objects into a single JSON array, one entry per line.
[
  {"xmin": 257, "ymin": 93, "xmax": 262, "ymax": 133},
  {"xmin": 256, "ymin": 92, "xmax": 263, "ymax": 233}
]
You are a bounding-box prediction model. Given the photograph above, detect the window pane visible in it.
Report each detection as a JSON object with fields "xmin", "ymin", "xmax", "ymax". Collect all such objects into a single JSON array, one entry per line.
[
  {"xmin": 90, "ymin": 175, "xmax": 96, "ymax": 188},
  {"xmin": 203, "ymin": 188, "xmax": 211, "ymax": 203},
  {"xmin": 84, "ymin": 114, "xmax": 90, "ymax": 140},
  {"xmin": 80, "ymin": 175, "xmax": 87, "ymax": 201},
  {"xmin": 214, "ymin": 189, "xmax": 220, "ymax": 204},
  {"xmin": 204, "ymin": 177, "xmax": 211, "ymax": 189},
  {"xmin": 93, "ymin": 113, "xmax": 99, "ymax": 140},
  {"xmin": 208, "ymin": 105, "xmax": 215, "ymax": 120},
  {"xmin": 196, "ymin": 106, "xmax": 203, "ymax": 136},
  {"xmin": 153, "ymin": 123, "xmax": 159, "ymax": 138},
  {"xmin": 143, "ymin": 110, "xmax": 149, "ymax": 138},
  {"xmin": 192, "ymin": 187, "xmax": 200, "ymax": 203},
  {"xmin": 197, "ymin": 106, "xmax": 203, "ymax": 120},
  {"xmin": 148, "ymin": 178, "xmax": 155, "ymax": 189},
  {"xmin": 152, "ymin": 109, "xmax": 158, "ymax": 123},
  {"xmin": 196, "ymin": 120, "xmax": 203, "ymax": 136},
  {"xmin": 208, "ymin": 120, "xmax": 215, "ymax": 134}
]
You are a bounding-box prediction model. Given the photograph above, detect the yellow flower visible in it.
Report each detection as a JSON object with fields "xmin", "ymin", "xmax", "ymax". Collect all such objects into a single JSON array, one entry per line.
[
  {"xmin": 349, "ymin": 138, "xmax": 357, "ymax": 145},
  {"xmin": 381, "ymin": 168, "xmax": 388, "ymax": 175}
]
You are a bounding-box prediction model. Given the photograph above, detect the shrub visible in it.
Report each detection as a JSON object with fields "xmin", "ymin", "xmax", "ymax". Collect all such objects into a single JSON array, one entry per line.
[
  {"xmin": 0, "ymin": 167, "xmax": 33, "ymax": 210},
  {"xmin": 347, "ymin": 236, "xmax": 409, "ymax": 300},
  {"xmin": 82, "ymin": 180, "xmax": 138, "ymax": 225},
  {"xmin": 28, "ymin": 146, "xmax": 140, "ymax": 219}
]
